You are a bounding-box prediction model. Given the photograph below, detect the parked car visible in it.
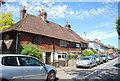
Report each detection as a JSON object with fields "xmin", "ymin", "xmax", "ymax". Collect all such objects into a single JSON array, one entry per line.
[
  {"xmin": 100, "ymin": 54, "xmax": 108, "ymax": 62},
  {"xmin": 113, "ymin": 54, "xmax": 118, "ymax": 58},
  {"xmin": 107, "ymin": 55, "xmax": 113, "ymax": 60},
  {"xmin": 76, "ymin": 56, "xmax": 97, "ymax": 68},
  {"xmin": 92, "ymin": 54, "xmax": 104, "ymax": 65},
  {"xmin": 0, "ymin": 54, "xmax": 57, "ymax": 81}
]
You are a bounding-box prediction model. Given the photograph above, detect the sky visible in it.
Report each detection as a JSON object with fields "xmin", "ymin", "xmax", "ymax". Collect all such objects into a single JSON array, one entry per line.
[{"xmin": 1, "ymin": 0, "xmax": 119, "ymax": 48}]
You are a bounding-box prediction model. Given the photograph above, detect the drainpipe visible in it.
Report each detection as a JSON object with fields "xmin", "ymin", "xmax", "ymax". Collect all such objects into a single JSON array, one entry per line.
[
  {"xmin": 53, "ymin": 39, "xmax": 55, "ymax": 66},
  {"xmin": 16, "ymin": 32, "xmax": 19, "ymax": 53}
]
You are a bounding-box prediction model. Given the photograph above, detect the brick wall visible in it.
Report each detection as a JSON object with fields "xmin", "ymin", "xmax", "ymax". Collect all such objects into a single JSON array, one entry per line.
[{"xmin": 19, "ymin": 32, "xmax": 81, "ymax": 53}]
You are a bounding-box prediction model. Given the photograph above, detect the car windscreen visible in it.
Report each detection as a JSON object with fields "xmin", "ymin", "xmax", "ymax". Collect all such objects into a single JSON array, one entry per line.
[{"xmin": 81, "ymin": 57, "xmax": 90, "ymax": 60}]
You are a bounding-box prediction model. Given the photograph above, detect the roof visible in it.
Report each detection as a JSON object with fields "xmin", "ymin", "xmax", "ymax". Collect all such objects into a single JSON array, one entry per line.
[
  {"xmin": 2, "ymin": 14, "xmax": 88, "ymax": 43},
  {"xmin": 88, "ymin": 40, "xmax": 110, "ymax": 48}
]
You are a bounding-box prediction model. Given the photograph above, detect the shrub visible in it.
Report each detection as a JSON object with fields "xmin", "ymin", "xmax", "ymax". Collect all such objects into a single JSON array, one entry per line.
[
  {"xmin": 18, "ymin": 43, "xmax": 43, "ymax": 61},
  {"xmin": 66, "ymin": 54, "xmax": 78, "ymax": 60},
  {"xmin": 82, "ymin": 49, "xmax": 94, "ymax": 56},
  {"xmin": 93, "ymin": 50, "xmax": 98, "ymax": 54}
]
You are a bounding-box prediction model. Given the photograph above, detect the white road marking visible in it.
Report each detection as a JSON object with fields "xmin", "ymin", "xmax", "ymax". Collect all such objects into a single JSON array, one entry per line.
[{"xmin": 83, "ymin": 57, "xmax": 119, "ymax": 79}]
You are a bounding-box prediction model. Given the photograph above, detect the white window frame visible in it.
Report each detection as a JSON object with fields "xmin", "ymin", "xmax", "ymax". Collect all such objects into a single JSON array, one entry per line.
[
  {"xmin": 60, "ymin": 40, "xmax": 67, "ymax": 47},
  {"xmin": 76, "ymin": 43, "xmax": 80, "ymax": 48}
]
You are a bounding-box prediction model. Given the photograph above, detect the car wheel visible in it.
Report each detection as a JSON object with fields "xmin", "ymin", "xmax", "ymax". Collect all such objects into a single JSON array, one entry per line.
[
  {"xmin": 47, "ymin": 71, "xmax": 56, "ymax": 81},
  {"xmin": 1, "ymin": 79, "xmax": 9, "ymax": 81},
  {"xmin": 76, "ymin": 66, "xmax": 79, "ymax": 68}
]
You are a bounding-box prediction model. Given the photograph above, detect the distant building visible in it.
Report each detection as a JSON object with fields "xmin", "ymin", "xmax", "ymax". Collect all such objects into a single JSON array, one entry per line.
[{"xmin": 88, "ymin": 39, "xmax": 116, "ymax": 54}]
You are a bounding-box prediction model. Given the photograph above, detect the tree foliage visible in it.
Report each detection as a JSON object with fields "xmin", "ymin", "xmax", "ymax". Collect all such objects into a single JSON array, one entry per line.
[
  {"xmin": 18, "ymin": 43, "xmax": 43, "ymax": 61},
  {"xmin": 116, "ymin": 17, "xmax": 120, "ymax": 36},
  {"xmin": 0, "ymin": 11, "xmax": 15, "ymax": 30},
  {"xmin": 82, "ymin": 49, "xmax": 94, "ymax": 56}
]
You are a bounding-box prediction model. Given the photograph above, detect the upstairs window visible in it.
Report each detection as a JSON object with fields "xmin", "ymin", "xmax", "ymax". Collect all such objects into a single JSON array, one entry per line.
[
  {"xmin": 60, "ymin": 40, "xmax": 67, "ymax": 47},
  {"xmin": 76, "ymin": 43, "xmax": 80, "ymax": 48},
  {"xmin": 32, "ymin": 36, "xmax": 40, "ymax": 44},
  {"xmin": 4, "ymin": 34, "xmax": 10, "ymax": 40}
]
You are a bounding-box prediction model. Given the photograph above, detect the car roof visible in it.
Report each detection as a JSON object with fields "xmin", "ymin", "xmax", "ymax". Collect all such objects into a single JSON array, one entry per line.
[{"xmin": 0, "ymin": 54, "xmax": 29, "ymax": 57}]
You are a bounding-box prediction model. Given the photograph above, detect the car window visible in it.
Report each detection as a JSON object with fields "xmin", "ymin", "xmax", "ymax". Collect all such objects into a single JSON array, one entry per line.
[
  {"xmin": 18, "ymin": 57, "xmax": 43, "ymax": 66},
  {"xmin": 2, "ymin": 56, "xmax": 18, "ymax": 66},
  {"xmin": 81, "ymin": 57, "xmax": 90, "ymax": 60}
]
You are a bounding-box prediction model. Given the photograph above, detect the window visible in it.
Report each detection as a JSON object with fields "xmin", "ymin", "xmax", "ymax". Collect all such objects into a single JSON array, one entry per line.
[
  {"xmin": 18, "ymin": 57, "xmax": 42, "ymax": 66},
  {"xmin": 76, "ymin": 43, "xmax": 80, "ymax": 48},
  {"xmin": 58, "ymin": 53, "xmax": 66, "ymax": 59},
  {"xmin": 2, "ymin": 56, "xmax": 18, "ymax": 66},
  {"xmin": 32, "ymin": 36, "xmax": 40, "ymax": 44},
  {"xmin": 60, "ymin": 40, "xmax": 67, "ymax": 47},
  {"xmin": 4, "ymin": 34, "xmax": 9, "ymax": 40}
]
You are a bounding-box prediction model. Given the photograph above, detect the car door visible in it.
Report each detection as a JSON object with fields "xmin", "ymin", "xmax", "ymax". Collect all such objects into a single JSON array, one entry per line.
[
  {"xmin": 91, "ymin": 57, "xmax": 96, "ymax": 66},
  {"xmin": 18, "ymin": 56, "xmax": 48, "ymax": 79}
]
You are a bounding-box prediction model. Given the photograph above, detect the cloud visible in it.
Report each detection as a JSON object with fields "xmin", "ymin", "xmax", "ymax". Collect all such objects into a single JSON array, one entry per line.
[
  {"xmin": 81, "ymin": 31, "xmax": 118, "ymax": 40},
  {"xmin": 1, "ymin": 1, "xmax": 117, "ymax": 20}
]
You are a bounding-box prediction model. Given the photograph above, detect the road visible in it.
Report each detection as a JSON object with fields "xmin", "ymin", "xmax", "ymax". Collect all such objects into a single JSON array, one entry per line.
[{"xmin": 57, "ymin": 57, "xmax": 120, "ymax": 81}]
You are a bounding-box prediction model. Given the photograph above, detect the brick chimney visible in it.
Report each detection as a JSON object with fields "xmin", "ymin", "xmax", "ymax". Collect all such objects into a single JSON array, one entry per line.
[
  {"xmin": 20, "ymin": 6, "xmax": 27, "ymax": 20},
  {"xmin": 65, "ymin": 22, "xmax": 71, "ymax": 30},
  {"xmin": 38, "ymin": 9, "xmax": 47, "ymax": 22}
]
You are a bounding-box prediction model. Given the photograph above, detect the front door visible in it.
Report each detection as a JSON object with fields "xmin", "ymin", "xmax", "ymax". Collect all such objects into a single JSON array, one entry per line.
[{"xmin": 46, "ymin": 52, "xmax": 51, "ymax": 64}]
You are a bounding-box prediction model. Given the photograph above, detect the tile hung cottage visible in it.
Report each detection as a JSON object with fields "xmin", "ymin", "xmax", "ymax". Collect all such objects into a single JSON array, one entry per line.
[{"xmin": 1, "ymin": 6, "xmax": 88, "ymax": 64}]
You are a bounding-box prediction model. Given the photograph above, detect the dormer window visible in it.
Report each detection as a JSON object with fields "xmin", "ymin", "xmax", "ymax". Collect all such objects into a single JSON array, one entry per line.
[{"xmin": 60, "ymin": 40, "xmax": 67, "ymax": 47}]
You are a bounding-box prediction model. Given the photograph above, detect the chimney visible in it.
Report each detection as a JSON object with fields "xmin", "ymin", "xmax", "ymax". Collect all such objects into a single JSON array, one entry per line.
[
  {"xmin": 20, "ymin": 6, "xmax": 27, "ymax": 20},
  {"xmin": 38, "ymin": 9, "xmax": 47, "ymax": 22},
  {"xmin": 65, "ymin": 22, "xmax": 71, "ymax": 30}
]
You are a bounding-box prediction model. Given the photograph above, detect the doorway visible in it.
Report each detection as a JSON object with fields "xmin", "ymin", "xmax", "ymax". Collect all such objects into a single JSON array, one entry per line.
[{"xmin": 46, "ymin": 52, "xmax": 51, "ymax": 64}]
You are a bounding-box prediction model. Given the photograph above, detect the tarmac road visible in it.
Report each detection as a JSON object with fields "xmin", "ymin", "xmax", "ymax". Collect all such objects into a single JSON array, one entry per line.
[{"xmin": 57, "ymin": 57, "xmax": 120, "ymax": 81}]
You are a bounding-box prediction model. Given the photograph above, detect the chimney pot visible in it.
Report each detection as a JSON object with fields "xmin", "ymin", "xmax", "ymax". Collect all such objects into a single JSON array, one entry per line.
[
  {"xmin": 38, "ymin": 9, "xmax": 47, "ymax": 22},
  {"xmin": 20, "ymin": 6, "xmax": 27, "ymax": 20},
  {"xmin": 65, "ymin": 22, "xmax": 71, "ymax": 30}
]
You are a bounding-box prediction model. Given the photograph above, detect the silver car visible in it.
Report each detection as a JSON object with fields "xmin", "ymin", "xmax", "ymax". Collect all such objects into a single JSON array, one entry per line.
[
  {"xmin": 0, "ymin": 54, "xmax": 57, "ymax": 81},
  {"xmin": 92, "ymin": 54, "xmax": 104, "ymax": 65},
  {"xmin": 100, "ymin": 54, "xmax": 108, "ymax": 62},
  {"xmin": 76, "ymin": 56, "xmax": 97, "ymax": 68}
]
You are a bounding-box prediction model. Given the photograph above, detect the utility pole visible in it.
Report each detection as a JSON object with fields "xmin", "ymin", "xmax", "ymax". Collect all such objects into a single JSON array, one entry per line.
[{"xmin": 83, "ymin": 32, "xmax": 86, "ymax": 40}]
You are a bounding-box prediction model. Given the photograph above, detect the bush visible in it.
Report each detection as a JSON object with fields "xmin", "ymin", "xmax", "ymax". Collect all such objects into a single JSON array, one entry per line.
[
  {"xmin": 82, "ymin": 49, "xmax": 94, "ymax": 56},
  {"xmin": 18, "ymin": 43, "xmax": 43, "ymax": 61},
  {"xmin": 93, "ymin": 50, "xmax": 98, "ymax": 54},
  {"xmin": 66, "ymin": 54, "xmax": 78, "ymax": 60}
]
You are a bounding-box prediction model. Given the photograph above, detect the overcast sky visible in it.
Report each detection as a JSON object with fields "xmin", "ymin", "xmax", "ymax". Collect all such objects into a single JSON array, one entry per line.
[{"xmin": 1, "ymin": 0, "xmax": 119, "ymax": 48}]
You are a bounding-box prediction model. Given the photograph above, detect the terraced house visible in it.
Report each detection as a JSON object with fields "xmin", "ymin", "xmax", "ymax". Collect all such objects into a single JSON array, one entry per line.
[{"xmin": 1, "ymin": 6, "xmax": 88, "ymax": 64}]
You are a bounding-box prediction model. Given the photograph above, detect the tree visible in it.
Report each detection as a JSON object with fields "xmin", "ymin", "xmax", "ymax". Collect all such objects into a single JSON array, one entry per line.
[
  {"xmin": 18, "ymin": 43, "xmax": 43, "ymax": 61},
  {"xmin": 116, "ymin": 17, "xmax": 120, "ymax": 36},
  {"xmin": 82, "ymin": 49, "xmax": 94, "ymax": 56},
  {"xmin": 0, "ymin": 11, "xmax": 15, "ymax": 30}
]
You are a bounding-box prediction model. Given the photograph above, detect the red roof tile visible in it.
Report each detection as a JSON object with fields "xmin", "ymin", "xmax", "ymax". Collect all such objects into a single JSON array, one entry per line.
[{"xmin": 2, "ymin": 14, "xmax": 87, "ymax": 43}]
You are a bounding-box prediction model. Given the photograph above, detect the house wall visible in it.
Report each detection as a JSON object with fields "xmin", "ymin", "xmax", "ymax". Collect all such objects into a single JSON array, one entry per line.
[
  {"xmin": 2, "ymin": 30, "xmax": 17, "ymax": 54},
  {"xmin": 19, "ymin": 32, "xmax": 81, "ymax": 53},
  {"xmin": 88, "ymin": 41, "xmax": 99, "ymax": 50},
  {"xmin": 18, "ymin": 32, "xmax": 81, "ymax": 64}
]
